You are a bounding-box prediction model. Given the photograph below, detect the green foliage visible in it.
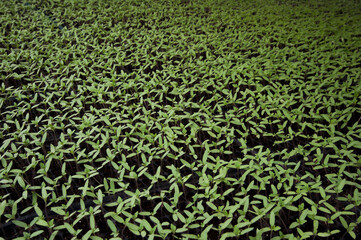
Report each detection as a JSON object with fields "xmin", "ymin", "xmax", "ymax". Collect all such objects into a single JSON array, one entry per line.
[{"xmin": 0, "ymin": 0, "xmax": 361, "ymax": 239}]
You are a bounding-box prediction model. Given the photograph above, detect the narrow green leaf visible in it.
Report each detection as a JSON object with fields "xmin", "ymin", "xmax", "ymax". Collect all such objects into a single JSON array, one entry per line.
[
  {"xmin": 200, "ymin": 224, "xmax": 213, "ymax": 239},
  {"xmin": 34, "ymin": 205, "xmax": 43, "ymax": 217},
  {"xmin": 202, "ymin": 149, "xmax": 209, "ymax": 163},
  {"xmin": 97, "ymin": 189, "xmax": 103, "ymax": 204},
  {"xmin": 82, "ymin": 229, "xmax": 92, "ymax": 240},
  {"xmin": 141, "ymin": 219, "xmax": 152, "ymax": 232},
  {"xmin": 270, "ymin": 210, "xmax": 275, "ymax": 226},
  {"xmin": 223, "ymin": 188, "xmax": 234, "ymax": 196},
  {"xmin": 338, "ymin": 179, "xmax": 347, "ymax": 192},
  {"xmin": 240, "ymin": 227, "xmax": 254, "ymax": 235},
  {"xmin": 36, "ymin": 219, "xmax": 49, "ymax": 227},
  {"xmin": 111, "ymin": 214, "xmax": 124, "ymax": 224},
  {"xmin": 219, "ymin": 218, "xmax": 232, "ymax": 230},
  {"xmin": 0, "ymin": 200, "xmax": 6, "ymax": 216},
  {"xmin": 163, "ymin": 202, "xmax": 174, "ymax": 214},
  {"xmin": 0, "ymin": 138, "xmax": 11, "ymax": 151},
  {"xmin": 107, "ymin": 220, "xmax": 117, "ymax": 232},
  {"xmin": 319, "ymin": 187, "xmax": 326, "ymax": 199},
  {"xmin": 89, "ymin": 214, "xmax": 95, "ymax": 229},
  {"xmin": 317, "ymin": 232, "xmax": 331, "ymax": 237},
  {"xmin": 30, "ymin": 230, "xmax": 44, "ymax": 238},
  {"xmin": 12, "ymin": 220, "xmax": 28, "ymax": 228},
  {"xmin": 64, "ymin": 222, "xmax": 76, "ymax": 235}
]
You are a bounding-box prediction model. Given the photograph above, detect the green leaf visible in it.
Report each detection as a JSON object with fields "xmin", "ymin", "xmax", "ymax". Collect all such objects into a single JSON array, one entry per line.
[
  {"xmin": 64, "ymin": 222, "xmax": 76, "ymax": 235},
  {"xmin": 319, "ymin": 207, "xmax": 331, "ymax": 214},
  {"xmin": 163, "ymin": 202, "xmax": 174, "ymax": 213},
  {"xmin": 285, "ymin": 205, "xmax": 298, "ymax": 212},
  {"xmin": 176, "ymin": 212, "xmax": 186, "ymax": 223},
  {"xmin": 107, "ymin": 220, "xmax": 117, "ymax": 232},
  {"xmin": 97, "ymin": 189, "xmax": 103, "ymax": 204},
  {"xmin": 197, "ymin": 201, "xmax": 204, "ymax": 213},
  {"xmin": 45, "ymin": 158, "xmax": 52, "ymax": 172},
  {"xmin": 36, "ymin": 219, "xmax": 49, "ymax": 227},
  {"xmin": 282, "ymin": 109, "xmax": 291, "ymax": 120},
  {"xmin": 347, "ymin": 141, "xmax": 361, "ymax": 149},
  {"xmin": 41, "ymin": 132, "xmax": 47, "ymax": 144},
  {"xmin": 0, "ymin": 200, "xmax": 6, "ymax": 216},
  {"xmin": 299, "ymin": 209, "xmax": 308, "ymax": 221},
  {"xmin": 0, "ymin": 138, "xmax": 11, "ymax": 151},
  {"xmin": 90, "ymin": 236, "xmax": 103, "ymax": 240},
  {"xmin": 173, "ymin": 184, "xmax": 180, "ymax": 205},
  {"xmin": 331, "ymin": 211, "xmax": 342, "ymax": 220},
  {"xmin": 324, "ymin": 202, "xmax": 337, "ymax": 213},
  {"xmin": 338, "ymin": 179, "xmax": 347, "ymax": 192},
  {"xmin": 317, "ymin": 232, "xmax": 331, "ymax": 237},
  {"xmin": 30, "ymin": 230, "xmax": 44, "ymax": 238},
  {"xmin": 290, "ymin": 221, "xmax": 299, "ymax": 229},
  {"xmin": 126, "ymin": 222, "xmax": 140, "ymax": 233},
  {"xmin": 12, "ymin": 220, "xmax": 28, "ymax": 228},
  {"xmin": 246, "ymin": 181, "xmax": 254, "ymax": 192},
  {"xmin": 51, "ymin": 207, "xmax": 66, "ymax": 216},
  {"xmin": 200, "ymin": 224, "xmax": 213, "ymax": 239},
  {"xmin": 219, "ymin": 218, "xmax": 232, "ymax": 230},
  {"xmin": 17, "ymin": 175, "xmax": 25, "ymax": 189},
  {"xmin": 314, "ymin": 216, "xmax": 328, "ymax": 222},
  {"xmin": 243, "ymin": 196, "xmax": 249, "ymax": 212},
  {"xmin": 296, "ymin": 228, "xmax": 313, "ymax": 239},
  {"xmin": 219, "ymin": 232, "xmax": 236, "ymax": 240},
  {"xmin": 48, "ymin": 230, "xmax": 59, "ymax": 240},
  {"xmin": 313, "ymin": 220, "xmax": 319, "ymax": 233},
  {"xmin": 202, "ymin": 149, "xmax": 209, "ymax": 163},
  {"xmin": 348, "ymin": 230, "xmax": 356, "ymax": 239},
  {"xmin": 250, "ymin": 213, "xmax": 264, "ymax": 224},
  {"xmin": 270, "ymin": 210, "xmax": 275, "ymax": 226},
  {"xmin": 141, "ymin": 219, "xmax": 152, "ymax": 232},
  {"xmin": 240, "ymin": 227, "xmax": 254, "ymax": 235},
  {"xmin": 90, "ymin": 214, "xmax": 95, "ymax": 229},
  {"xmin": 304, "ymin": 197, "xmax": 316, "ymax": 206},
  {"xmin": 34, "ymin": 205, "xmax": 43, "ymax": 217},
  {"xmin": 319, "ymin": 187, "xmax": 326, "ymax": 199},
  {"xmin": 223, "ymin": 188, "xmax": 234, "ymax": 196},
  {"xmin": 104, "ymin": 178, "xmax": 109, "ymax": 192},
  {"xmin": 339, "ymin": 216, "xmax": 348, "ymax": 229},
  {"xmin": 82, "ymin": 230, "xmax": 93, "ymax": 240},
  {"xmin": 111, "ymin": 214, "xmax": 124, "ymax": 224}
]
